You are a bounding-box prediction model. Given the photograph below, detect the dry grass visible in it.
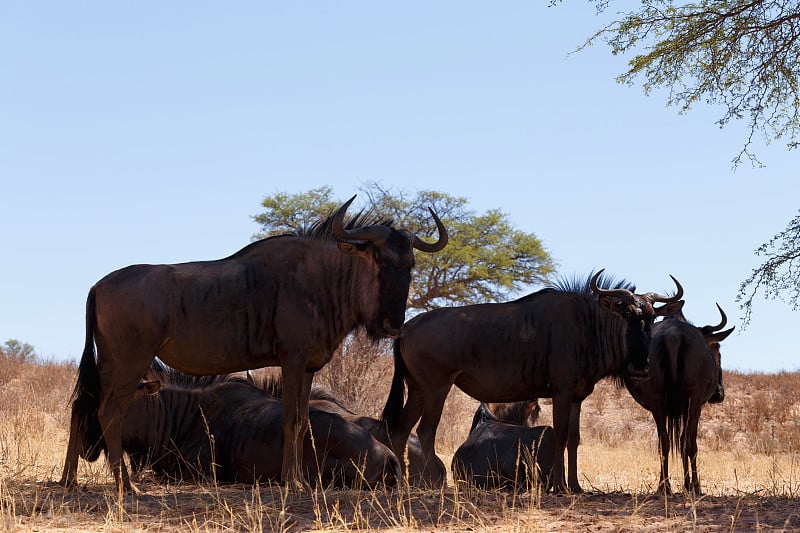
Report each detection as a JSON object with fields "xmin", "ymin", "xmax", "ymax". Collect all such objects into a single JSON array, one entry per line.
[{"xmin": 3, "ymin": 344, "xmax": 800, "ymax": 531}]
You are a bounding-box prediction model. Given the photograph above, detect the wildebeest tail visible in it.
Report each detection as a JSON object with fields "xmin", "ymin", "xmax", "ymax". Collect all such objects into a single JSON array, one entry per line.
[
  {"xmin": 69, "ymin": 286, "xmax": 105, "ymax": 461},
  {"xmin": 381, "ymin": 339, "xmax": 407, "ymax": 430},
  {"xmin": 667, "ymin": 412, "xmax": 686, "ymax": 456}
]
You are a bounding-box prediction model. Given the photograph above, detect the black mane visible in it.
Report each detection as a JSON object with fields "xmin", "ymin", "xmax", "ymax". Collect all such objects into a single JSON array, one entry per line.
[
  {"xmin": 229, "ymin": 209, "xmax": 394, "ymax": 259},
  {"xmin": 299, "ymin": 208, "xmax": 394, "ymax": 241},
  {"xmin": 144, "ymin": 358, "xmax": 245, "ymax": 388},
  {"xmin": 549, "ymin": 270, "xmax": 636, "ymax": 294}
]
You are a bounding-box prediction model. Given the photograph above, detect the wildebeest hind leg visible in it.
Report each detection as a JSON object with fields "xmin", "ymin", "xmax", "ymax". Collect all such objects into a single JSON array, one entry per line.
[
  {"xmin": 97, "ymin": 389, "xmax": 138, "ymax": 493},
  {"xmin": 386, "ymin": 386, "xmax": 425, "ymax": 482},
  {"xmin": 685, "ymin": 409, "xmax": 702, "ymax": 494},
  {"xmin": 654, "ymin": 413, "xmax": 673, "ymax": 495},
  {"xmin": 415, "ymin": 386, "xmax": 449, "ymax": 488}
]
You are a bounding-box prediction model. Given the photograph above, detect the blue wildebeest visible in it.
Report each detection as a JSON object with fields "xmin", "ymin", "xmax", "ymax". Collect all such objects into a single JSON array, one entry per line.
[
  {"xmin": 624, "ymin": 304, "xmax": 734, "ymax": 495},
  {"xmin": 120, "ymin": 365, "xmax": 400, "ymax": 487},
  {"xmin": 486, "ymin": 401, "xmax": 541, "ymax": 428},
  {"xmin": 452, "ymin": 402, "xmax": 554, "ymax": 491},
  {"xmin": 246, "ymin": 367, "xmax": 446, "ymax": 487},
  {"xmin": 59, "ymin": 195, "xmax": 447, "ymax": 492},
  {"xmin": 382, "ymin": 270, "xmax": 684, "ymax": 493}
]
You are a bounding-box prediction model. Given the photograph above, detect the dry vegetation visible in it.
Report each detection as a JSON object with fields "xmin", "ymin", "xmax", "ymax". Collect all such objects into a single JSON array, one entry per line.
[{"xmin": 2, "ymin": 340, "xmax": 800, "ymax": 532}]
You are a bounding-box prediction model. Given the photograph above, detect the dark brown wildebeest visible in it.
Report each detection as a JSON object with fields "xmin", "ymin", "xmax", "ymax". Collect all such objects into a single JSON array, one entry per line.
[
  {"xmin": 247, "ymin": 367, "xmax": 446, "ymax": 486},
  {"xmin": 120, "ymin": 365, "xmax": 401, "ymax": 487},
  {"xmin": 452, "ymin": 402, "xmax": 554, "ymax": 491},
  {"xmin": 59, "ymin": 195, "xmax": 447, "ymax": 492},
  {"xmin": 624, "ymin": 304, "xmax": 734, "ymax": 495},
  {"xmin": 382, "ymin": 270, "xmax": 684, "ymax": 493}
]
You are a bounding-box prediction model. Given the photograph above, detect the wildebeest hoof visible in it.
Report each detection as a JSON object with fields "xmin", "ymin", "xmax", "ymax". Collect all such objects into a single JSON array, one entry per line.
[{"xmin": 284, "ymin": 478, "xmax": 312, "ymax": 495}]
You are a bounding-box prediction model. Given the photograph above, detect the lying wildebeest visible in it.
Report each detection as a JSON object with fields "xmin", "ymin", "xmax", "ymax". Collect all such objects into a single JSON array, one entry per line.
[
  {"xmin": 382, "ymin": 270, "xmax": 684, "ymax": 493},
  {"xmin": 452, "ymin": 402, "xmax": 554, "ymax": 491},
  {"xmin": 247, "ymin": 367, "xmax": 446, "ymax": 486},
  {"xmin": 121, "ymin": 364, "xmax": 401, "ymax": 487},
  {"xmin": 60, "ymin": 195, "xmax": 447, "ymax": 492},
  {"xmin": 624, "ymin": 304, "xmax": 734, "ymax": 495},
  {"xmin": 486, "ymin": 400, "xmax": 541, "ymax": 428}
]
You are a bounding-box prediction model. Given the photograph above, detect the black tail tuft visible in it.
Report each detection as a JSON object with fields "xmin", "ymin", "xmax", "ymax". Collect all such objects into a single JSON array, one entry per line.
[{"xmin": 69, "ymin": 287, "xmax": 106, "ymax": 461}]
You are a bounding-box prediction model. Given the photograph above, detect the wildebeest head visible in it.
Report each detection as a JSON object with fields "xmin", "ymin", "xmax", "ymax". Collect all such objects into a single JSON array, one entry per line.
[
  {"xmin": 331, "ymin": 195, "xmax": 448, "ymax": 339},
  {"xmin": 590, "ymin": 269, "xmax": 685, "ymax": 379},
  {"xmin": 698, "ymin": 303, "xmax": 735, "ymax": 403}
]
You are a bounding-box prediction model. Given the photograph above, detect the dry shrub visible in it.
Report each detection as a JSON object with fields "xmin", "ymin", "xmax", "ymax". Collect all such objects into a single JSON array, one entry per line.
[
  {"xmin": 315, "ymin": 332, "xmax": 479, "ymax": 456},
  {"xmin": 315, "ymin": 332, "xmax": 394, "ymax": 418}
]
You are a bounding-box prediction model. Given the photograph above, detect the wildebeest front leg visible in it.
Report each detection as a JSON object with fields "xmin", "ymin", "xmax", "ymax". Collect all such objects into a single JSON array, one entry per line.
[
  {"xmin": 550, "ymin": 394, "xmax": 571, "ymax": 493},
  {"xmin": 280, "ymin": 363, "xmax": 314, "ymax": 492},
  {"xmin": 566, "ymin": 400, "xmax": 583, "ymax": 493}
]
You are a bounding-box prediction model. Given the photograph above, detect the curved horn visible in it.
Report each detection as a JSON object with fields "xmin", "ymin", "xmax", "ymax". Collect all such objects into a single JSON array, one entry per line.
[
  {"xmin": 412, "ymin": 207, "xmax": 449, "ymax": 253},
  {"xmin": 589, "ymin": 269, "xmax": 634, "ymax": 299},
  {"xmin": 331, "ymin": 195, "xmax": 390, "ymax": 243},
  {"xmin": 648, "ymin": 275, "xmax": 684, "ymax": 303},
  {"xmin": 703, "ymin": 303, "xmax": 728, "ymax": 332}
]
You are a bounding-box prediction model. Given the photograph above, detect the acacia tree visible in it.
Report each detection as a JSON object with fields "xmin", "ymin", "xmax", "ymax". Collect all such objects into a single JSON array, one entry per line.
[
  {"xmin": 253, "ymin": 182, "xmax": 556, "ymax": 312},
  {"xmin": 580, "ymin": 0, "xmax": 800, "ymax": 167},
  {"xmin": 573, "ymin": 0, "xmax": 800, "ymax": 321},
  {"xmin": 738, "ymin": 211, "xmax": 800, "ymax": 324}
]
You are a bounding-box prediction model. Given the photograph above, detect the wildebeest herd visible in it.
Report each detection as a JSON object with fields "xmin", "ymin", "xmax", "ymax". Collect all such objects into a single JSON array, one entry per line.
[{"xmin": 58, "ymin": 195, "xmax": 734, "ymax": 498}]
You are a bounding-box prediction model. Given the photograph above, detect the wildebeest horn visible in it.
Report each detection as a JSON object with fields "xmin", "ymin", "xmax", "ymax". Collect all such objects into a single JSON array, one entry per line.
[
  {"xmin": 412, "ymin": 208, "xmax": 449, "ymax": 253},
  {"xmin": 589, "ymin": 269, "xmax": 634, "ymax": 299},
  {"xmin": 647, "ymin": 275, "xmax": 684, "ymax": 303},
  {"xmin": 703, "ymin": 303, "xmax": 728, "ymax": 332},
  {"xmin": 331, "ymin": 195, "xmax": 391, "ymax": 243}
]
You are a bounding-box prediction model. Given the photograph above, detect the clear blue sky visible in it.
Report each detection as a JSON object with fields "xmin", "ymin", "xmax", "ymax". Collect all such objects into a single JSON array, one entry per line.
[{"xmin": 1, "ymin": 2, "xmax": 797, "ymax": 372}]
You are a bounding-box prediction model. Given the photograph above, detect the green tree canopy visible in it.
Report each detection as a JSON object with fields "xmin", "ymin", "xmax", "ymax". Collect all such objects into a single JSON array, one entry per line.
[
  {"xmin": 580, "ymin": 0, "xmax": 800, "ymax": 166},
  {"xmin": 253, "ymin": 182, "xmax": 556, "ymax": 311}
]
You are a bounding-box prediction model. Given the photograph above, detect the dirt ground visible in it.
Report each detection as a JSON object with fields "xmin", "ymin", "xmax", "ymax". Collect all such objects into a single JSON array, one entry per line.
[{"xmin": 5, "ymin": 478, "xmax": 800, "ymax": 532}]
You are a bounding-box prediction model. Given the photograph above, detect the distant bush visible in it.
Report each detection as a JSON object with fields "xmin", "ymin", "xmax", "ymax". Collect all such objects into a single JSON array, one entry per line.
[{"xmin": 1, "ymin": 339, "xmax": 37, "ymax": 363}]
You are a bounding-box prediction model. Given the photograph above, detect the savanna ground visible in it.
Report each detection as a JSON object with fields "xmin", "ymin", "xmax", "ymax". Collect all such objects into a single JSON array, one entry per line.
[{"xmin": 2, "ymin": 337, "xmax": 800, "ymax": 532}]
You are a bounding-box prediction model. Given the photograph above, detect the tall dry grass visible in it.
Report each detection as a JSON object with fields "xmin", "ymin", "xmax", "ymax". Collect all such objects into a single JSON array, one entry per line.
[{"xmin": 2, "ymin": 339, "xmax": 800, "ymax": 531}]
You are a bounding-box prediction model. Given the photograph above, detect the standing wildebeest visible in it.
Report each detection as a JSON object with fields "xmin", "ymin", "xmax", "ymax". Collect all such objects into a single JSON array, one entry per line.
[
  {"xmin": 121, "ymin": 366, "xmax": 400, "ymax": 487},
  {"xmin": 247, "ymin": 367, "xmax": 446, "ymax": 487},
  {"xmin": 382, "ymin": 270, "xmax": 684, "ymax": 493},
  {"xmin": 59, "ymin": 195, "xmax": 447, "ymax": 492},
  {"xmin": 452, "ymin": 402, "xmax": 554, "ymax": 491},
  {"xmin": 624, "ymin": 304, "xmax": 734, "ymax": 495}
]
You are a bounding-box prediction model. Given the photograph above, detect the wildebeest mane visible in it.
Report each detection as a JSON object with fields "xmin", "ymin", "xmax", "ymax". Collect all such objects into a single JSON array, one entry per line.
[
  {"xmin": 549, "ymin": 270, "xmax": 636, "ymax": 294},
  {"xmin": 227, "ymin": 209, "xmax": 394, "ymax": 260},
  {"xmin": 144, "ymin": 358, "xmax": 244, "ymax": 389},
  {"xmin": 301, "ymin": 208, "xmax": 394, "ymax": 241}
]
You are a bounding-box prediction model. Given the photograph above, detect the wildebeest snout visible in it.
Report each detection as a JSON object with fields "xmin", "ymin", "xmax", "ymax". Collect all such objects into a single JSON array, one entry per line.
[
  {"xmin": 709, "ymin": 384, "xmax": 725, "ymax": 403},
  {"xmin": 626, "ymin": 358, "xmax": 650, "ymax": 380}
]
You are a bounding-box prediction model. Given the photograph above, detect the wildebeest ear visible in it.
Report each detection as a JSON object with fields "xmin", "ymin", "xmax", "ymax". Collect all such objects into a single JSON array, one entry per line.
[
  {"xmin": 337, "ymin": 240, "xmax": 370, "ymax": 257},
  {"xmin": 654, "ymin": 300, "xmax": 684, "ymax": 317},
  {"xmin": 706, "ymin": 326, "xmax": 735, "ymax": 344},
  {"xmin": 136, "ymin": 380, "xmax": 161, "ymax": 396}
]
